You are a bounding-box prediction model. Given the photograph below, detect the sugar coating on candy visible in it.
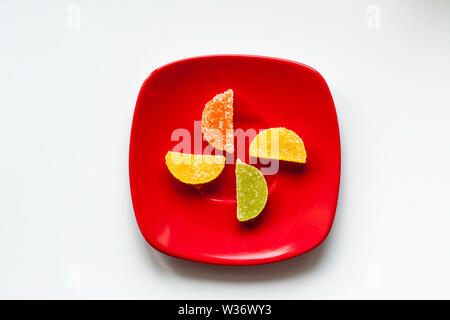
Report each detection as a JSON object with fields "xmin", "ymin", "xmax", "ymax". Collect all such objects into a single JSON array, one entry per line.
[
  {"xmin": 165, "ymin": 151, "xmax": 226, "ymax": 185},
  {"xmin": 249, "ymin": 127, "xmax": 307, "ymax": 163},
  {"xmin": 201, "ymin": 89, "xmax": 234, "ymax": 153},
  {"xmin": 235, "ymin": 159, "xmax": 268, "ymax": 222}
]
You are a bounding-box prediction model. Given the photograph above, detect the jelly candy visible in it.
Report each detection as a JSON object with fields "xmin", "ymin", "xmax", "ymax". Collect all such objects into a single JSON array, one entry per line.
[
  {"xmin": 165, "ymin": 151, "xmax": 226, "ymax": 184},
  {"xmin": 235, "ymin": 159, "xmax": 268, "ymax": 221},
  {"xmin": 201, "ymin": 89, "xmax": 234, "ymax": 153},
  {"xmin": 249, "ymin": 127, "xmax": 307, "ymax": 163}
]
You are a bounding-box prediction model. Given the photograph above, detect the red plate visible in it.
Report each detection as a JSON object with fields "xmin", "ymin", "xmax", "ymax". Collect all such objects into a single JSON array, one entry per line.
[{"xmin": 129, "ymin": 55, "xmax": 340, "ymax": 265}]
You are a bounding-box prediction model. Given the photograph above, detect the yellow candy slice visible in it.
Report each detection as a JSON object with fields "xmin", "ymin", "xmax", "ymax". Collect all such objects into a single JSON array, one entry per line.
[
  {"xmin": 165, "ymin": 151, "xmax": 226, "ymax": 185},
  {"xmin": 235, "ymin": 159, "xmax": 268, "ymax": 222},
  {"xmin": 249, "ymin": 127, "xmax": 307, "ymax": 163}
]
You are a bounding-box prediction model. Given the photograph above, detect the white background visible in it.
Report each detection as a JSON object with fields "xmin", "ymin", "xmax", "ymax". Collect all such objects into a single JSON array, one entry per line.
[{"xmin": 1, "ymin": 0, "xmax": 449, "ymax": 299}]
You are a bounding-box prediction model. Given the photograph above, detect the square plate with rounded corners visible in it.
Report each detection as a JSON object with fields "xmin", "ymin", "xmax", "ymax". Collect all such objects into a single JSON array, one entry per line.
[{"xmin": 129, "ymin": 55, "xmax": 340, "ymax": 265}]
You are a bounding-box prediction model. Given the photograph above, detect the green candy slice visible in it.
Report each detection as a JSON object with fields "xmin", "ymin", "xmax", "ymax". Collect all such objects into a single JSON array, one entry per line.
[{"xmin": 235, "ymin": 159, "xmax": 268, "ymax": 221}]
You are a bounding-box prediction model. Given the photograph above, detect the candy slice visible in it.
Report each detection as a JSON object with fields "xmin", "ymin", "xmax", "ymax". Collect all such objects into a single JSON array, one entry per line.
[
  {"xmin": 249, "ymin": 127, "xmax": 307, "ymax": 163},
  {"xmin": 235, "ymin": 159, "xmax": 268, "ymax": 222},
  {"xmin": 165, "ymin": 151, "xmax": 226, "ymax": 185},
  {"xmin": 201, "ymin": 89, "xmax": 234, "ymax": 153}
]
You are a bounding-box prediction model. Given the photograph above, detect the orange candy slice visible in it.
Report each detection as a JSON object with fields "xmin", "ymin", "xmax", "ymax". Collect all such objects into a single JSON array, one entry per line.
[
  {"xmin": 201, "ymin": 89, "xmax": 234, "ymax": 153},
  {"xmin": 249, "ymin": 127, "xmax": 307, "ymax": 163},
  {"xmin": 165, "ymin": 151, "xmax": 226, "ymax": 185}
]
